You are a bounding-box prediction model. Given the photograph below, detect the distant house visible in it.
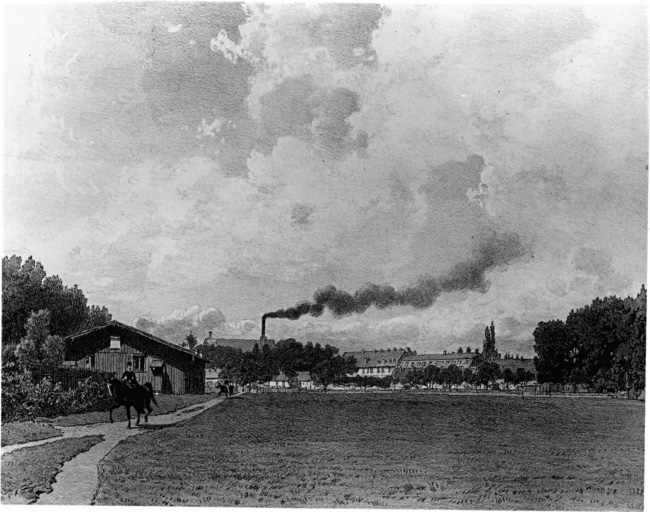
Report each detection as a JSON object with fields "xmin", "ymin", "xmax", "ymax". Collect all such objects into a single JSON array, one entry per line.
[
  {"xmin": 398, "ymin": 352, "xmax": 476, "ymax": 372},
  {"xmin": 342, "ymin": 348, "xmax": 414, "ymax": 377},
  {"xmin": 201, "ymin": 331, "xmax": 275, "ymax": 352},
  {"xmin": 64, "ymin": 321, "xmax": 207, "ymax": 395},
  {"xmin": 267, "ymin": 371, "xmax": 315, "ymax": 389}
]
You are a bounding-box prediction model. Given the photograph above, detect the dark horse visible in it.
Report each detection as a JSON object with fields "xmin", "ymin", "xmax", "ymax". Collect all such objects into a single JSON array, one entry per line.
[
  {"xmin": 107, "ymin": 378, "xmax": 157, "ymax": 428},
  {"xmin": 215, "ymin": 382, "xmax": 230, "ymax": 397}
]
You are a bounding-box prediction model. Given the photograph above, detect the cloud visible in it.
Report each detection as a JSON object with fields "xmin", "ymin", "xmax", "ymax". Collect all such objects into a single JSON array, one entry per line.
[
  {"xmin": 134, "ymin": 306, "xmax": 227, "ymax": 345},
  {"xmin": 4, "ymin": 5, "xmax": 646, "ymax": 356}
]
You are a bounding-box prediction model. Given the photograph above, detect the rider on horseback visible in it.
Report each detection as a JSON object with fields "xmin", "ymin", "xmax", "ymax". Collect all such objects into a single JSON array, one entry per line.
[{"xmin": 122, "ymin": 362, "xmax": 138, "ymax": 390}]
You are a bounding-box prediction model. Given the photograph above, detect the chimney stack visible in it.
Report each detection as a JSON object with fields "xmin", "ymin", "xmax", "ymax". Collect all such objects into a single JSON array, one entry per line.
[{"xmin": 261, "ymin": 315, "xmax": 267, "ymax": 341}]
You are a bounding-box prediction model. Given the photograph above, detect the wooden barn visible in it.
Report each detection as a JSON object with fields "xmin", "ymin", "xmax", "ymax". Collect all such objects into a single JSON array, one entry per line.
[{"xmin": 63, "ymin": 321, "xmax": 207, "ymax": 395}]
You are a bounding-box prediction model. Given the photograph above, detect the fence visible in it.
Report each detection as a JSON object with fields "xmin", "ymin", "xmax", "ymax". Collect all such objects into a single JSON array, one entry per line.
[{"xmin": 30, "ymin": 364, "xmax": 115, "ymax": 391}]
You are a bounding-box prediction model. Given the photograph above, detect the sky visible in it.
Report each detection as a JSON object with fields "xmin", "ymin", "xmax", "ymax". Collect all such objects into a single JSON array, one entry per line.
[{"xmin": 4, "ymin": 3, "xmax": 647, "ymax": 355}]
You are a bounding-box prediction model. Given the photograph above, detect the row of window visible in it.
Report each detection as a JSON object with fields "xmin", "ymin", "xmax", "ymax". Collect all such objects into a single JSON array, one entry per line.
[
  {"xmin": 402, "ymin": 360, "xmax": 470, "ymax": 368},
  {"xmin": 361, "ymin": 367, "xmax": 391, "ymax": 374}
]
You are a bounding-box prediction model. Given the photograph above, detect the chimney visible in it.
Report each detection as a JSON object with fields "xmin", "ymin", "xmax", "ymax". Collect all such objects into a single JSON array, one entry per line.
[
  {"xmin": 260, "ymin": 316, "xmax": 266, "ymax": 341},
  {"xmin": 208, "ymin": 331, "xmax": 212, "ymax": 339}
]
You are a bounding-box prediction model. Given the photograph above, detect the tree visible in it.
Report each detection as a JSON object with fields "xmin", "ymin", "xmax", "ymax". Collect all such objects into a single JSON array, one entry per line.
[
  {"xmin": 466, "ymin": 346, "xmax": 472, "ymax": 354},
  {"xmin": 476, "ymin": 360, "xmax": 501, "ymax": 387},
  {"xmin": 533, "ymin": 320, "xmax": 572, "ymax": 384},
  {"xmin": 457, "ymin": 347, "xmax": 464, "ymax": 354},
  {"xmin": 502, "ymin": 368, "xmax": 514, "ymax": 384},
  {"xmin": 185, "ymin": 331, "xmax": 198, "ymax": 351},
  {"xmin": 483, "ymin": 321, "xmax": 497, "ymax": 361},
  {"xmin": 423, "ymin": 365, "xmax": 440, "ymax": 387},
  {"xmin": 2, "ymin": 255, "xmax": 112, "ymax": 345},
  {"xmin": 462, "ymin": 368, "xmax": 474, "ymax": 385},
  {"xmin": 15, "ymin": 310, "xmax": 65, "ymax": 369},
  {"xmin": 309, "ymin": 344, "xmax": 355, "ymax": 391}
]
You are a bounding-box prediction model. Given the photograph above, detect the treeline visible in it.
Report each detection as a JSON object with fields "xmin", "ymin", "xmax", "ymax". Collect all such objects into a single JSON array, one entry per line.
[
  {"xmin": 394, "ymin": 363, "xmax": 534, "ymax": 389},
  {"xmin": 3, "ymin": 255, "xmax": 112, "ymax": 369},
  {"xmin": 533, "ymin": 286, "xmax": 645, "ymax": 393},
  {"xmin": 198, "ymin": 339, "xmax": 357, "ymax": 390},
  {"xmin": 2, "ymin": 255, "xmax": 115, "ymax": 422}
]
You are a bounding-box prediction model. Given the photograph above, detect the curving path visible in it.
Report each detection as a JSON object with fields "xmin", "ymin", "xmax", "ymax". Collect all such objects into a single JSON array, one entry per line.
[{"xmin": 2, "ymin": 394, "xmax": 230, "ymax": 505}]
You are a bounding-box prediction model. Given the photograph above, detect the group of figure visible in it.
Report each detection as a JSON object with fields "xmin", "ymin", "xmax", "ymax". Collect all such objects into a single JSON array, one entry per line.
[
  {"xmin": 107, "ymin": 362, "xmax": 236, "ymax": 428},
  {"xmin": 216, "ymin": 379, "xmax": 235, "ymax": 397}
]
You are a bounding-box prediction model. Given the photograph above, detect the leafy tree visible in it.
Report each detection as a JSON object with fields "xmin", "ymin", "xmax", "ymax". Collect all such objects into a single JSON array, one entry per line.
[
  {"xmin": 502, "ymin": 368, "xmax": 514, "ymax": 384},
  {"xmin": 466, "ymin": 346, "xmax": 472, "ymax": 353},
  {"xmin": 309, "ymin": 344, "xmax": 355, "ymax": 391},
  {"xmin": 185, "ymin": 331, "xmax": 198, "ymax": 351},
  {"xmin": 462, "ymin": 368, "xmax": 474, "ymax": 385},
  {"xmin": 457, "ymin": 347, "xmax": 463, "ymax": 354},
  {"xmin": 2, "ymin": 255, "xmax": 111, "ymax": 345},
  {"xmin": 476, "ymin": 360, "xmax": 501, "ymax": 387},
  {"xmin": 533, "ymin": 320, "xmax": 572, "ymax": 383},
  {"xmin": 533, "ymin": 287, "xmax": 646, "ymax": 392},
  {"xmin": 423, "ymin": 365, "xmax": 440, "ymax": 387},
  {"xmin": 15, "ymin": 310, "xmax": 65, "ymax": 369},
  {"xmin": 482, "ymin": 321, "xmax": 498, "ymax": 361}
]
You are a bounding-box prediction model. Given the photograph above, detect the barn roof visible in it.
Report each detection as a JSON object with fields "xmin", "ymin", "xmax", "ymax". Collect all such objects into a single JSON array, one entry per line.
[{"xmin": 65, "ymin": 321, "xmax": 209, "ymax": 363}]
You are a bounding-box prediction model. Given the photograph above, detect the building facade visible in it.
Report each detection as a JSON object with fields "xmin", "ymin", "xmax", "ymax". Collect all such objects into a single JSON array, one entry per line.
[
  {"xmin": 342, "ymin": 348, "xmax": 414, "ymax": 377},
  {"xmin": 64, "ymin": 321, "xmax": 207, "ymax": 395},
  {"xmin": 398, "ymin": 352, "xmax": 476, "ymax": 372}
]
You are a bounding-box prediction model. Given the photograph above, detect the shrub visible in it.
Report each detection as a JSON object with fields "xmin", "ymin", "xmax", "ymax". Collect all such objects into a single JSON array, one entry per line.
[{"xmin": 1, "ymin": 372, "xmax": 113, "ymax": 423}]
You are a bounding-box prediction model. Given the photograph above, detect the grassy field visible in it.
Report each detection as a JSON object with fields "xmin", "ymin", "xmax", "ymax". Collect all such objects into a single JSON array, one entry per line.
[
  {"xmin": 2, "ymin": 435, "xmax": 104, "ymax": 504},
  {"xmin": 94, "ymin": 393, "xmax": 644, "ymax": 509},
  {"xmin": 1, "ymin": 422, "xmax": 63, "ymax": 447}
]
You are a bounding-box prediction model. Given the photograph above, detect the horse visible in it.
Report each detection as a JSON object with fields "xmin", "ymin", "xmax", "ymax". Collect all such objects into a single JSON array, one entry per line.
[
  {"xmin": 106, "ymin": 378, "xmax": 157, "ymax": 428},
  {"xmin": 215, "ymin": 382, "xmax": 230, "ymax": 397}
]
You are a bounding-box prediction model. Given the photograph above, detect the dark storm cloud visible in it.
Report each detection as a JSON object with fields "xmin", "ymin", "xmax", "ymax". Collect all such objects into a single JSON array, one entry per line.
[{"xmin": 258, "ymin": 77, "xmax": 367, "ymax": 160}]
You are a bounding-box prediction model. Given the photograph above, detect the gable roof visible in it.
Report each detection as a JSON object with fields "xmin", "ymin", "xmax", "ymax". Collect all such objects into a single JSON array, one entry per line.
[
  {"xmin": 401, "ymin": 353, "xmax": 475, "ymax": 363},
  {"xmin": 65, "ymin": 320, "xmax": 209, "ymax": 363},
  {"xmin": 202, "ymin": 338, "xmax": 274, "ymax": 352},
  {"xmin": 342, "ymin": 349, "xmax": 410, "ymax": 368}
]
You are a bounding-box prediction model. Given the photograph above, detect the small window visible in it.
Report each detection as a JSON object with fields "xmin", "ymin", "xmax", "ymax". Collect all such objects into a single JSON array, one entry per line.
[
  {"xmin": 110, "ymin": 336, "xmax": 121, "ymax": 350},
  {"xmin": 133, "ymin": 355, "xmax": 146, "ymax": 372}
]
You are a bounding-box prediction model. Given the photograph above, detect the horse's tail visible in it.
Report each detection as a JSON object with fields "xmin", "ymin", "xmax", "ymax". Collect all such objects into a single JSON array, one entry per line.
[
  {"xmin": 106, "ymin": 379, "xmax": 115, "ymax": 397},
  {"xmin": 144, "ymin": 382, "xmax": 157, "ymax": 406}
]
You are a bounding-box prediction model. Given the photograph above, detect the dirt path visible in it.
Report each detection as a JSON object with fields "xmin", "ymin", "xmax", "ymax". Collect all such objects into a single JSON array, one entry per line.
[{"xmin": 2, "ymin": 394, "xmax": 229, "ymax": 505}]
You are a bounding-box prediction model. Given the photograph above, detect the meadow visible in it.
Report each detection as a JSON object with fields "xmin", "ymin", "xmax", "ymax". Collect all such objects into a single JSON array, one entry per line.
[{"xmin": 94, "ymin": 393, "xmax": 644, "ymax": 509}]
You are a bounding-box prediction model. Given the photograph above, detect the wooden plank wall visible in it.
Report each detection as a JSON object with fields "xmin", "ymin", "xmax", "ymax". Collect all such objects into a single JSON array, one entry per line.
[{"xmin": 66, "ymin": 325, "xmax": 205, "ymax": 395}]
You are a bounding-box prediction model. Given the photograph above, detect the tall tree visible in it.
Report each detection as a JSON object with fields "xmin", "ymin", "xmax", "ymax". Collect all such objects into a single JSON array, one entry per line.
[
  {"xmin": 533, "ymin": 320, "xmax": 572, "ymax": 383},
  {"xmin": 14, "ymin": 310, "xmax": 65, "ymax": 369},
  {"xmin": 483, "ymin": 321, "xmax": 497, "ymax": 361},
  {"xmin": 2, "ymin": 255, "xmax": 112, "ymax": 345}
]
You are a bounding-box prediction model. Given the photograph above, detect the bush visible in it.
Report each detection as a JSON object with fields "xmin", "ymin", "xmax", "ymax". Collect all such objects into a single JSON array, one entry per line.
[{"xmin": 1, "ymin": 371, "xmax": 113, "ymax": 423}]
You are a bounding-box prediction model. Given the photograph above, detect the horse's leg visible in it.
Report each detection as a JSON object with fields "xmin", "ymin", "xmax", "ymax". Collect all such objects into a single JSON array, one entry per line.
[
  {"xmin": 109, "ymin": 403, "xmax": 117, "ymax": 423},
  {"xmin": 126, "ymin": 405, "xmax": 132, "ymax": 429}
]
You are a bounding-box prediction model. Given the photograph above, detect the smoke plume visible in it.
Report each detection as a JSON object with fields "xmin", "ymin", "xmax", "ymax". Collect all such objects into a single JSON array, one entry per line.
[{"xmin": 264, "ymin": 231, "xmax": 527, "ymax": 322}]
